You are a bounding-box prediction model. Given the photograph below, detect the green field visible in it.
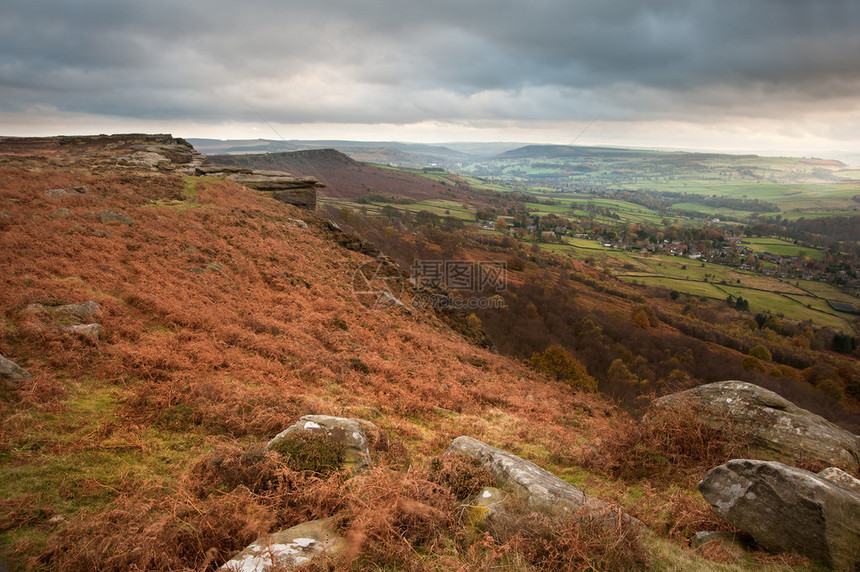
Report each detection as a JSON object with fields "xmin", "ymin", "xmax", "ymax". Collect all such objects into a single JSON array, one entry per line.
[
  {"xmin": 327, "ymin": 161, "xmax": 860, "ymax": 332},
  {"xmin": 525, "ymin": 195, "xmax": 671, "ymax": 226},
  {"xmin": 608, "ymin": 253, "xmax": 858, "ymax": 329},
  {"xmin": 321, "ymin": 197, "xmax": 476, "ymax": 221},
  {"xmin": 743, "ymin": 238, "xmax": 823, "ymax": 260}
]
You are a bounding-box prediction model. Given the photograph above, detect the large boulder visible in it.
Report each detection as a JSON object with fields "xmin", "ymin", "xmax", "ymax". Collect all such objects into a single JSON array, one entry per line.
[
  {"xmin": 445, "ymin": 436, "xmax": 641, "ymax": 528},
  {"xmin": 652, "ymin": 380, "xmax": 860, "ymax": 470},
  {"xmin": 218, "ymin": 517, "xmax": 343, "ymax": 571},
  {"xmin": 0, "ymin": 354, "xmax": 30, "ymax": 381},
  {"xmin": 266, "ymin": 415, "xmax": 373, "ymax": 473},
  {"xmin": 699, "ymin": 459, "xmax": 860, "ymax": 570}
]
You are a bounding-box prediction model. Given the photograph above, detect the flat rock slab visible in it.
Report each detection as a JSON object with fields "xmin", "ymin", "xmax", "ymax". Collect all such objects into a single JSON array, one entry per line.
[
  {"xmin": 699, "ymin": 459, "xmax": 860, "ymax": 570},
  {"xmin": 446, "ymin": 436, "xmax": 641, "ymax": 529},
  {"xmin": 652, "ymin": 380, "xmax": 860, "ymax": 470},
  {"xmin": 267, "ymin": 415, "xmax": 372, "ymax": 473},
  {"xmin": 219, "ymin": 517, "xmax": 342, "ymax": 571}
]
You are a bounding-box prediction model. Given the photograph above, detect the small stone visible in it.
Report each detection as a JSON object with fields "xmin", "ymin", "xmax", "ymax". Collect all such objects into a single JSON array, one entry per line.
[
  {"xmin": 464, "ymin": 487, "xmax": 509, "ymax": 526},
  {"xmin": 218, "ymin": 517, "xmax": 343, "ymax": 572},
  {"xmin": 60, "ymin": 323, "xmax": 102, "ymax": 339},
  {"xmin": 99, "ymin": 210, "xmax": 134, "ymax": 226},
  {"xmin": 0, "ymin": 354, "xmax": 31, "ymax": 381},
  {"xmin": 44, "ymin": 189, "xmax": 67, "ymax": 198},
  {"xmin": 51, "ymin": 208, "xmax": 71, "ymax": 218}
]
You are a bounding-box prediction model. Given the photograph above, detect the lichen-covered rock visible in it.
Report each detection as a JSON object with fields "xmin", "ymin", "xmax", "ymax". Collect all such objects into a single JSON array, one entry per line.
[
  {"xmin": 652, "ymin": 380, "xmax": 860, "ymax": 470},
  {"xmin": 218, "ymin": 517, "xmax": 343, "ymax": 571},
  {"xmin": 445, "ymin": 436, "xmax": 641, "ymax": 528},
  {"xmin": 0, "ymin": 354, "xmax": 30, "ymax": 381},
  {"xmin": 266, "ymin": 415, "xmax": 373, "ymax": 473},
  {"xmin": 819, "ymin": 467, "xmax": 860, "ymax": 495},
  {"xmin": 699, "ymin": 459, "xmax": 860, "ymax": 570},
  {"xmin": 464, "ymin": 486, "xmax": 509, "ymax": 526}
]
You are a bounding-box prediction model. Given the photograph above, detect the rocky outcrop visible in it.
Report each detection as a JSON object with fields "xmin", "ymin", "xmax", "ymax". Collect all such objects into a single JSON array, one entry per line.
[
  {"xmin": 112, "ymin": 136, "xmax": 204, "ymax": 173},
  {"xmin": 218, "ymin": 517, "xmax": 343, "ymax": 571},
  {"xmin": 652, "ymin": 380, "xmax": 860, "ymax": 470},
  {"xmin": 267, "ymin": 415, "xmax": 373, "ymax": 473},
  {"xmin": 197, "ymin": 167, "xmax": 323, "ymax": 210},
  {"xmin": 699, "ymin": 459, "xmax": 860, "ymax": 570},
  {"xmin": 446, "ymin": 436, "xmax": 641, "ymax": 528},
  {"xmin": 0, "ymin": 354, "xmax": 30, "ymax": 381}
]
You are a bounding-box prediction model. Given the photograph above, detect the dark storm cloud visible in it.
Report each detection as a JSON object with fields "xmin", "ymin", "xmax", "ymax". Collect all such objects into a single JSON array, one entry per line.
[{"xmin": 1, "ymin": 0, "xmax": 858, "ymax": 125}]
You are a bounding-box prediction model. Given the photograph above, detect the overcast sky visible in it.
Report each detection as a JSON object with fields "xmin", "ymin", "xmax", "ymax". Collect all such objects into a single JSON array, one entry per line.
[{"xmin": 1, "ymin": 0, "xmax": 859, "ymax": 159}]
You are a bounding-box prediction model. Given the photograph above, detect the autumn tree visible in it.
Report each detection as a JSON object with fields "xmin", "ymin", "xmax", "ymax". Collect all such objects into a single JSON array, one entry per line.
[{"xmin": 528, "ymin": 345, "xmax": 597, "ymax": 392}]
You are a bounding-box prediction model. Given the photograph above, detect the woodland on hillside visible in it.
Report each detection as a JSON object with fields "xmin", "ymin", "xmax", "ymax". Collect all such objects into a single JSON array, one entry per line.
[{"xmin": 323, "ymin": 203, "xmax": 860, "ymax": 432}]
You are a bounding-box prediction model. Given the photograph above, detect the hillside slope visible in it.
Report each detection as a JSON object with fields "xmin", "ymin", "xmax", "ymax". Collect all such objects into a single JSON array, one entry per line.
[
  {"xmin": 0, "ymin": 137, "xmax": 609, "ymax": 569},
  {"xmin": 0, "ymin": 136, "xmax": 842, "ymax": 571}
]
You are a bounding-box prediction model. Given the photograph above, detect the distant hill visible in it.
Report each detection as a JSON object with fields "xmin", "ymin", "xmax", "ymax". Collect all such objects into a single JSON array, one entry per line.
[
  {"xmin": 190, "ymin": 138, "xmax": 478, "ymax": 169},
  {"xmin": 208, "ymin": 149, "xmax": 467, "ymax": 200},
  {"xmin": 494, "ymin": 143, "xmax": 736, "ymax": 161}
]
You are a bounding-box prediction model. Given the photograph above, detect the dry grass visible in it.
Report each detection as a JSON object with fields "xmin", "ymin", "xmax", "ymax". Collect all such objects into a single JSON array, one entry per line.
[
  {"xmin": 470, "ymin": 496, "xmax": 650, "ymax": 572},
  {"xmin": 0, "ymin": 151, "xmax": 825, "ymax": 571},
  {"xmin": 0, "ymin": 158, "xmax": 606, "ymax": 569},
  {"xmin": 580, "ymin": 397, "xmax": 750, "ymax": 486}
]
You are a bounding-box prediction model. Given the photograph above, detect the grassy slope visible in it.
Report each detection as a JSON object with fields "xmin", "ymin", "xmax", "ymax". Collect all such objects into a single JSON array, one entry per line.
[{"xmin": 0, "ymin": 156, "xmax": 831, "ymax": 571}]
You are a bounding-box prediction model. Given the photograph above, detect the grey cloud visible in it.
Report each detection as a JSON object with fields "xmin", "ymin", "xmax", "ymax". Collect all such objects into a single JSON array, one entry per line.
[{"xmin": 0, "ymin": 0, "xmax": 858, "ymax": 127}]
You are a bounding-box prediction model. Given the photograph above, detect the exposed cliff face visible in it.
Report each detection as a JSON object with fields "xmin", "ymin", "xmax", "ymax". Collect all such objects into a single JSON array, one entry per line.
[
  {"xmin": 0, "ymin": 134, "xmax": 322, "ymax": 210},
  {"xmin": 196, "ymin": 166, "xmax": 323, "ymax": 210},
  {"xmin": 0, "ymin": 133, "xmax": 203, "ymax": 172}
]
